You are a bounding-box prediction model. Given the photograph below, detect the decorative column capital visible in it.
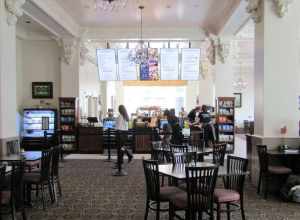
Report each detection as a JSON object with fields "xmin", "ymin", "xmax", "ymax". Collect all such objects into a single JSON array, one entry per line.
[
  {"xmin": 246, "ymin": 0, "xmax": 263, "ymax": 23},
  {"xmin": 5, "ymin": 0, "xmax": 26, "ymax": 25},
  {"xmin": 60, "ymin": 38, "xmax": 77, "ymax": 65},
  {"xmin": 79, "ymin": 41, "xmax": 89, "ymax": 66},
  {"xmin": 272, "ymin": 0, "xmax": 293, "ymax": 18}
]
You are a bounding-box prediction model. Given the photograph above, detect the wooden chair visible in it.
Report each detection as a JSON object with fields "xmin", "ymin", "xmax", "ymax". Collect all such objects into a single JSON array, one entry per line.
[
  {"xmin": 214, "ymin": 156, "xmax": 248, "ymax": 220},
  {"xmin": 0, "ymin": 162, "xmax": 27, "ymax": 220},
  {"xmin": 169, "ymin": 166, "xmax": 219, "ymax": 220},
  {"xmin": 51, "ymin": 146, "xmax": 62, "ymax": 201},
  {"xmin": 24, "ymin": 149, "xmax": 54, "ymax": 210},
  {"xmin": 213, "ymin": 143, "xmax": 227, "ymax": 166},
  {"xmin": 171, "ymin": 152, "xmax": 196, "ymax": 165},
  {"xmin": 256, "ymin": 145, "xmax": 292, "ymax": 199},
  {"xmin": 143, "ymin": 159, "xmax": 181, "ymax": 220}
]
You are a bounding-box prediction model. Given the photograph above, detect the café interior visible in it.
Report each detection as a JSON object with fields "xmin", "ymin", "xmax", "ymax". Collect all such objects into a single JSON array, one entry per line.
[{"xmin": 0, "ymin": 0, "xmax": 300, "ymax": 219}]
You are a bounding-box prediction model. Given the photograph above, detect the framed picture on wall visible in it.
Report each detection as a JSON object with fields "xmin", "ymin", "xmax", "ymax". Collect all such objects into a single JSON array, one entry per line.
[
  {"xmin": 234, "ymin": 93, "xmax": 242, "ymax": 108},
  {"xmin": 32, "ymin": 82, "xmax": 53, "ymax": 99}
]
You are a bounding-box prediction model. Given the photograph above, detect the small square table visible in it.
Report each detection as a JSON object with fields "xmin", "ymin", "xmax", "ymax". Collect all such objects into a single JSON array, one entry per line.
[{"xmin": 0, "ymin": 151, "xmax": 42, "ymax": 162}]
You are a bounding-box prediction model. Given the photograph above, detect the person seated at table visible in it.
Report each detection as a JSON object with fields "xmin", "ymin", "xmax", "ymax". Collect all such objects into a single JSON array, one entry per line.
[{"xmin": 116, "ymin": 105, "xmax": 133, "ymax": 163}]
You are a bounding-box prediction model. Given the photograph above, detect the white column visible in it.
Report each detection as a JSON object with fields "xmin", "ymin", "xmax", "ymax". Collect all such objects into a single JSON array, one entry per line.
[
  {"xmin": 60, "ymin": 38, "xmax": 80, "ymax": 97},
  {"xmin": 0, "ymin": 0, "xmax": 25, "ymax": 154},
  {"xmin": 214, "ymin": 37, "xmax": 234, "ymax": 98},
  {"xmin": 254, "ymin": 0, "xmax": 300, "ymax": 137}
]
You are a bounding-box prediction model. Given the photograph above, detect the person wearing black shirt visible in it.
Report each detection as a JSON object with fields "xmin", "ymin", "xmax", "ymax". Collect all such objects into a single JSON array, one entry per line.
[{"xmin": 199, "ymin": 105, "xmax": 215, "ymax": 148}]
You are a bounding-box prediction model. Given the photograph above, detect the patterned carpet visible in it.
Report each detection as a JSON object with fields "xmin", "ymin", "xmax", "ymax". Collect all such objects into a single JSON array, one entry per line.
[{"xmin": 24, "ymin": 159, "xmax": 300, "ymax": 220}]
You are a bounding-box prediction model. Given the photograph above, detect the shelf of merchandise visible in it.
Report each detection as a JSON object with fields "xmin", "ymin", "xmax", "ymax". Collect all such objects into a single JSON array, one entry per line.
[
  {"xmin": 216, "ymin": 97, "xmax": 235, "ymax": 153},
  {"xmin": 59, "ymin": 97, "xmax": 78, "ymax": 153}
]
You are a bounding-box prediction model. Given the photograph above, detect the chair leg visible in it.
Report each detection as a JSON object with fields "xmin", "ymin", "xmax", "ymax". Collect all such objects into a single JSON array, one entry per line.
[
  {"xmin": 56, "ymin": 176, "xmax": 63, "ymax": 197},
  {"xmin": 10, "ymin": 196, "xmax": 16, "ymax": 220},
  {"xmin": 240, "ymin": 199, "xmax": 246, "ymax": 220},
  {"xmin": 41, "ymin": 184, "xmax": 46, "ymax": 210},
  {"xmin": 144, "ymin": 200, "xmax": 149, "ymax": 220},
  {"xmin": 156, "ymin": 202, "xmax": 160, "ymax": 220},
  {"xmin": 264, "ymin": 176, "xmax": 268, "ymax": 199},
  {"xmin": 22, "ymin": 207, "xmax": 27, "ymax": 220},
  {"xmin": 226, "ymin": 203, "xmax": 231, "ymax": 220},
  {"xmin": 217, "ymin": 203, "xmax": 221, "ymax": 220},
  {"xmin": 169, "ymin": 202, "xmax": 174, "ymax": 220},
  {"xmin": 257, "ymin": 172, "xmax": 262, "ymax": 194},
  {"xmin": 48, "ymin": 179, "xmax": 55, "ymax": 203}
]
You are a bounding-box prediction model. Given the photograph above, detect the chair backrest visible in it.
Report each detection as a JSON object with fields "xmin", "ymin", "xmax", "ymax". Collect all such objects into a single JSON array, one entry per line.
[
  {"xmin": 185, "ymin": 166, "xmax": 218, "ymax": 217},
  {"xmin": 224, "ymin": 155, "xmax": 248, "ymax": 194},
  {"xmin": 40, "ymin": 149, "xmax": 52, "ymax": 180},
  {"xmin": 10, "ymin": 161, "xmax": 25, "ymax": 206},
  {"xmin": 171, "ymin": 152, "xmax": 196, "ymax": 165},
  {"xmin": 0, "ymin": 165, "xmax": 6, "ymax": 189},
  {"xmin": 170, "ymin": 144, "xmax": 188, "ymax": 153},
  {"xmin": 256, "ymin": 145, "xmax": 268, "ymax": 173},
  {"xmin": 142, "ymin": 160, "xmax": 160, "ymax": 201},
  {"xmin": 51, "ymin": 146, "xmax": 61, "ymax": 177},
  {"xmin": 151, "ymin": 148, "xmax": 166, "ymax": 164},
  {"xmin": 213, "ymin": 143, "xmax": 226, "ymax": 165},
  {"xmin": 6, "ymin": 140, "xmax": 20, "ymax": 155}
]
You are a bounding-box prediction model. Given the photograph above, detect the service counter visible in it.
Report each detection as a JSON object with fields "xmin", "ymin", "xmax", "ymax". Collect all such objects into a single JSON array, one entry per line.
[{"xmin": 78, "ymin": 125, "xmax": 103, "ymax": 153}]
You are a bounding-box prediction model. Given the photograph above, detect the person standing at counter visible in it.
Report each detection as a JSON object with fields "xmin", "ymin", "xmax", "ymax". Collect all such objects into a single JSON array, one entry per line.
[
  {"xmin": 116, "ymin": 105, "xmax": 133, "ymax": 163},
  {"xmin": 199, "ymin": 105, "xmax": 216, "ymax": 148}
]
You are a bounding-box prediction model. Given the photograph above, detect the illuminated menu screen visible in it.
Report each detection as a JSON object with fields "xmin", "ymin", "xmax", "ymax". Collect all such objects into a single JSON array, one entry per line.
[
  {"xmin": 96, "ymin": 49, "xmax": 117, "ymax": 81},
  {"xmin": 160, "ymin": 48, "xmax": 179, "ymax": 80},
  {"xmin": 181, "ymin": 48, "xmax": 201, "ymax": 80},
  {"xmin": 118, "ymin": 49, "xmax": 137, "ymax": 80}
]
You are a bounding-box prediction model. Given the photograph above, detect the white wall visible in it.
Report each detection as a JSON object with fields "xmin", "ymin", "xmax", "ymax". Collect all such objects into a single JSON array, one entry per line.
[{"xmin": 16, "ymin": 39, "xmax": 61, "ymax": 109}]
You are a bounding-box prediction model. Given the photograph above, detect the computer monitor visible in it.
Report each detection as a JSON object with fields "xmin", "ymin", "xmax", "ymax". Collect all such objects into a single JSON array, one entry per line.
[
  {"xmin": 103, "ymin": 120, "xmax": 116, "ymax": 129},
  {"xmin": 160, "ymin": 119, "xmax": 169, "ymax": 129}
]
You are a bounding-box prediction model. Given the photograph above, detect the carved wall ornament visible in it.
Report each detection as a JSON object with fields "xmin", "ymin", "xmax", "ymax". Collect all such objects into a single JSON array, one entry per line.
[
  {"xmin": 80, "ymin": 42, "xmax": 89, "ymax": 66},
  {"xmin": 246, "ymin": 0, "xmax": 263, "ymax": 23},
  {"xmin": 61, "ymin": 39, "xmax": 77, "ymax": 65},
  {"xmin": 5, "ymin": 0, "xmax": 26, "ymax": 25},
  {"xmin": 272, "ymin": 0, "xmax": 293, "ymax": 17}
]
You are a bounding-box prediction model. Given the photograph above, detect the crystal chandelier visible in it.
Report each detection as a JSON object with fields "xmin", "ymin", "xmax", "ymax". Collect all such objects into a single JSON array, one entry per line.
[
  {"xmin": 94, "ymin": 0, "xmax": 128, "ymax": 11},
  {"xmin": 233, "ymin": 63, "xmax": 248, "ymax": 91},
  {"xmin": 128, "ymin": 5, "xmax": 148, "ymax": 65}
]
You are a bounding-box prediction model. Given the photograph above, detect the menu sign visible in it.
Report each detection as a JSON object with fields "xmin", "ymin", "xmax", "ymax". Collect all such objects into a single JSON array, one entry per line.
[
  {"xmin": 96, "ymin": 49, "xmax": 117, "ymax": 81},
  {"xmin": 160, "ymin": 48, "xmax": 179, "ymax": 80},
  {"xmin": 181, "ymin": 48, "xmax": 201, "ymax": 80},
  {"xmin": 118, "ymin": 49, "xmax": 137, "ymax": 80},
  {"xmin": 140, "ymin": 48, "xmax": 159, "ymax": 80}
]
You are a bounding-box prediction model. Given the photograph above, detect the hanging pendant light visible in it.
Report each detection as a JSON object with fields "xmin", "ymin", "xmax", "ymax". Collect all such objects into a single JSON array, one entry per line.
[
  {"xmin": 128, "ymin": 5, "xmax": 148, "ymax": 65},
  {"xmin": 94, "ymin": 0, "xmax": 128, "ymax": 11}
]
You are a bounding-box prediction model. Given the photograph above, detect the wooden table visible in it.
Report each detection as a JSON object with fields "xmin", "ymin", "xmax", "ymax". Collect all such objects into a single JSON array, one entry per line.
[
  {"xmin": 268, "ymin": 149, "xmax": 300, "ymax": 173},
  {"xmin": 268, "ymin": 149, "xmax": 300, "ymax": 156},
  {"xmin": 158, "ymin": 162, "xmax": 231, "ymax": 180},
  {"xmin": 0, "ymin": 151, "xmax": 42, "ymax": 162}
]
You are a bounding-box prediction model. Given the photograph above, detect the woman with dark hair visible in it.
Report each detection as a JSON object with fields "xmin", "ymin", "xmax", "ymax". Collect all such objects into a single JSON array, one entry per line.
[{"xmin": 116, "ymin": 105, "xmax": 133, "ymax": 163}]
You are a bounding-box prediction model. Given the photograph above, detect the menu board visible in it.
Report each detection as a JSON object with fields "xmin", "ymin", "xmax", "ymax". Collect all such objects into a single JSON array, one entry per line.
[
  {"xmin": 96, "ymin": 49, "xmax": 117, "ymax": 81},
  {"xmin": 181, "ymin": 48, "xmax": 201, "ymax": 80},
  {"xmin": 160, "ymin": 48, "xmax": 179, "ymax": 80},
  {"xmin": 140, "ymin": 48, "xmax": 159, "ymax": 80},
  {"xmin": 118, "ymin": 49, "xmax": 137, "ymax": 80}
]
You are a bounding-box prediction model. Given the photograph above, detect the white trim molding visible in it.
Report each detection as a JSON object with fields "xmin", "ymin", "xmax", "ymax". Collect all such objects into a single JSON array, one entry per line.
[
  {"xmin": 61, "ymin": 38, "xmax": 77, "ymax": 65},
  {"xmin": 5, "ymin": 0, "xmax": 26, "ymax": 25},
  {"xmin": 272, "ymin": 0, "xmax": 293, "ymax": 17}
]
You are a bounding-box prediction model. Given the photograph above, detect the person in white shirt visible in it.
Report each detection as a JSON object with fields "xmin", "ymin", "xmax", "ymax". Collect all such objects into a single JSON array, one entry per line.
[{"xmin": 116, "ymin": 105, "xmax": 133, "ymax": 163}]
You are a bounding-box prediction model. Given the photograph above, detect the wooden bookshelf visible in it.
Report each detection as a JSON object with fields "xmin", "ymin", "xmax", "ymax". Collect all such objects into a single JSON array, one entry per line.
[
  {"xmin": 59, "ymin": 97, "xmax": 78, "ymax": 152},
  {"xmin": 216, "ymin": 97, "xmax": 235, "ymax": 153}
]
